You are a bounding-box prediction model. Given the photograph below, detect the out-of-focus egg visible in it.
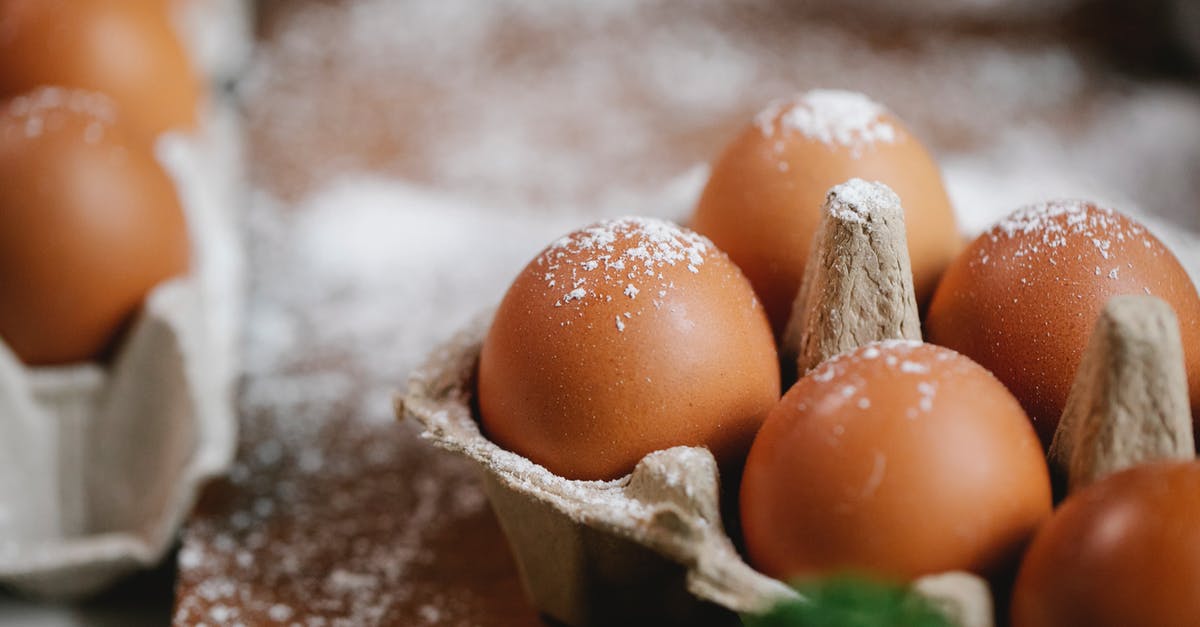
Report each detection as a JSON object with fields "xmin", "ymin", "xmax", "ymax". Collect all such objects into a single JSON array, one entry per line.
[
  {"xmin": 926, "ymin": 200, "xmax": 1200, "ymax": 445},
  {"xmin": 691, "ymin": 89, "xmax": 960, "ymax": 334},
  {"xmin": 0, "ymin": 0, "xmax": 202, "ymax": 137},
  {"xmin": 0, "ymin": 87, "xmax": 191, "ymax": 365},
  {"xmin": 741, "ymin": 340, "xmax": 1050, "ymax": 582},
  {"xmin": 478, "ymin": 217, "xmax": 780, "ymax": 481},
  {"xmin": 1011, "ymin": 461, "xmax": 1200, "ymax": 627}
]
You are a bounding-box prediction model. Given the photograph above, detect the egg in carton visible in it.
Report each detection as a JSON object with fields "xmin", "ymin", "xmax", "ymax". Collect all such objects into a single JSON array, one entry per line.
[
  {"xmin": 402, "ymin": 164, "xmax": 1200, "ymax": 625},
  {"xmin": 1009, "ymin": 293, "xmax": 1198, "ymax": 625},
  {"xmin": 400, "ymin": 180, "xmax": 1000, "ymax": 626},
  {"xmin": 0, "ymin": 10, "xmax": 246, "ymax": 598}
]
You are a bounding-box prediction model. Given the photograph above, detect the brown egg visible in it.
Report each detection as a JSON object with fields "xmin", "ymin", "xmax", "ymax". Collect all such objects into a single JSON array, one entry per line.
[
  {"xmin": 740, "ymin": 341, "xmax": 1051, "ymax": 582},
  {"xmin": 0, "ymin": 87, "xmax": 191, "ymax": 365},
  {"xmin": 0, "ymin": 0, "xmax": 202, "ymax": 138},
  {"xmin": 692, "ymin": 89, "xmax": 960, "ymax": 335},
  {"xmin": 926, "ymin": 200, "xmax": 1200, "ymax": 445},
  {"xmin": 1011, "ymin": 461, "xmax": 1200, "ymax": 627},
  {"xmin": 478, "ymin": 217, "xmax": 780, "ymax": 481}
]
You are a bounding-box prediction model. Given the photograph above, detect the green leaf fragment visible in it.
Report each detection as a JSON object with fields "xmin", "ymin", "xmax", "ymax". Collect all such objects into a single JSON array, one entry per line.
[{"xmin": 741, "ymin": 575, "xmax": 957, "ymax": 627}]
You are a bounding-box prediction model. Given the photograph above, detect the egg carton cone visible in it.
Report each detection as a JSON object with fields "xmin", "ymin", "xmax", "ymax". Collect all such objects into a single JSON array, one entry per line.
[
  {"xmin": 1049, "ymin": 294, "xmax": 1196, "ymax": 494},
  {"xmin": 399, "ymin": 180, "xmax": 992, "ymax": 627},
  {"xmin": 0, "ymin": 94, "xmax": 244, "ymax": 599}
]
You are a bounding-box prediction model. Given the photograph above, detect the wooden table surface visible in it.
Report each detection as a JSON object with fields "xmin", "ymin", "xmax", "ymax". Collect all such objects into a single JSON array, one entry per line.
[{"xmin": 172, "ymin": 1, "xmax": 1199, "ymax": 625}]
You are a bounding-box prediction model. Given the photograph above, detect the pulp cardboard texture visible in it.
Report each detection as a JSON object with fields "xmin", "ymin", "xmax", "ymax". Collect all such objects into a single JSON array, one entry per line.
[
  {"xmin": 782, "ymin": 180, "xmax": 922, "ymax": 375},
  {"xmin": 1050, "ymin": 295, "xmax": 1196, "ymax": 494},
  {"xmin": 400, "ymin": 314, "xmax": 992, "ymax": 627},
  {"xmin": 0, "ymin": 101, "xmax": 243, "ymax": 600}
]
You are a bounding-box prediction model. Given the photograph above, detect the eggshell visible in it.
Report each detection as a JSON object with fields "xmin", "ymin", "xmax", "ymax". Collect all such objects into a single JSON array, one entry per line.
[
  {"xmin": 740, "ymin": 340, "xmax": 1051, "ymax": 582},
  {"xmin": 478, "ymin": 217, "xmax": 780, "ymax": 481},
  {"xmin": 692, "ymin": 90, "xmax": 960, "ymax": 334},
  {"xmin": 926, "ymin": 200, "xmax": 1200, "ymax": 445},
  {"xmin": 0, "ymin": 87, "xmax": 191, "ymax": 365},
  {"xmin": 1011, "ymin": 461, "xmax": 1200, "ymax": 627},
  {"xmin": 0, "ymin": 0, "xmax": 202, "ymax": 137}
]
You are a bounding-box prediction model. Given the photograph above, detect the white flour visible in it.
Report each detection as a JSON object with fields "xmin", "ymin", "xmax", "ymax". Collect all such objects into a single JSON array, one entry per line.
[{"xmin": 173, "ymin": 0, "xmax": 1200, "ymax": 624}]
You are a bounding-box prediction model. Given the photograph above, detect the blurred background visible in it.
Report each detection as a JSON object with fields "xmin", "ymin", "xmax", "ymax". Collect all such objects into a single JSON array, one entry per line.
[{"xmin": 4, "ymin": 0, "xmax": 1200, "ymax": 624}]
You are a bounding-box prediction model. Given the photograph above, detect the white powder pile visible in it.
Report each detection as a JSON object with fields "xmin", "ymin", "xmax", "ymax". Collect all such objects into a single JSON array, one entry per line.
[
  {"xmin": 757, "ymin": 90, "xmax": 897, "ymax": 154},
  {"xmin": 245, "ymin": 175, "xmax": 700, "ymax": 389}
]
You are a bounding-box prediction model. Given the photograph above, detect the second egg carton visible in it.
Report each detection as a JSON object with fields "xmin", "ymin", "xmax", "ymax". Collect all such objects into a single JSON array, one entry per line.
[{"xmin": 0, "ymin": 13, "xmax": 250, "ymax": 596}]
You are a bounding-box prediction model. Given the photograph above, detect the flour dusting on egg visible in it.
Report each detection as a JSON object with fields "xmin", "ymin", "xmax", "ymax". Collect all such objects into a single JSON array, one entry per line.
[
  {"xmin": 974, "ymin": 200, "xmax": 1169, "ymax": 301},
  {"xmin": 755, "ymin": 89, "xmax": 898, "ymax": 156},
  {"xmin": 2, "ymin": 87, "xmax": 118, "ymax": 143},
  {"xmin": 802, "ymin": 340, "xmax": 972, "ymax": 419},
  {"xmin": 825, "ymin": 178, "xmax": 903, "ymax": 224},
  {"xmin": 535, "ymin": 217, "xmax": 715, "ymax": 331},
  {"xmin": 984, "ymin": 200, "xmax": 1156, "ymax": 266}
]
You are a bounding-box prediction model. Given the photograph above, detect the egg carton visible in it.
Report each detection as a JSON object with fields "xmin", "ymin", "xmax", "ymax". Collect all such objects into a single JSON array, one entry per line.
[
  {"xmin": 402, "ymin": 173, "xmax": 1200, "ymax": 625},
  {"xmin": 0, "ymin": 92, "xmax": 245, "ymax": 598},
  {"xmin": 399, "ymin": 181, "xmax": 1001, "ymax": 626},
  {"xmin": 404, "ymin": 313, "xmax": 1002, "ymax": 625}
]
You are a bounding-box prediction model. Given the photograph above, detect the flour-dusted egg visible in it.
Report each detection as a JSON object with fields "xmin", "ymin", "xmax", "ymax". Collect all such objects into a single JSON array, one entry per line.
[
  {"xmin": 0, "ymin": 0, "xmax": 202, "ymax": 137},
  {"xmin": 926, "ymin": 200, "xmax": 1200, "ymax": 445},
  {"xmin": 0, "ymin": 87, "xmax": 191, "ymax": 365},
  {"xmin": 1011, "ymin": 461, "xmax": 1200, "ymax": 627},
  {"xmin": 740, "ymin": 341, "xmax": 1050, "ymax": 582},
  {"xmin": 692, "ymin": 89, "xmax": 960, "ymax": 334},
  {"xmin": 478, "ymin": 217, "xmax": 780, "ymax": 481}
]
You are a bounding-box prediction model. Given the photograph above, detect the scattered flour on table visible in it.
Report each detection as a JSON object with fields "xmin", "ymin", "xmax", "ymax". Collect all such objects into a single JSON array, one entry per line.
[
  {"xmin": 241, "ymin": 0, "xmax": 1097, "ymax": 209},
  {"xmin": 178, "ymin": 1, "xmax": 1200, "ymax": 624}
]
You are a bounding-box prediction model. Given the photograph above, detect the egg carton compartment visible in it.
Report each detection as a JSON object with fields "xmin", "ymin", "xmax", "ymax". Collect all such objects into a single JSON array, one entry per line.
[
  {"xmin": 400, "ymin": 313, "xmax": 992, "ymax": 627},
  {"xmin": 400, "ymin": 313, "xmax": 776, "ymax": 625},
  {"xmin": 0, "ymin": 278, "xmax": 228, "ymax": 599},
  {"xmin": 0, "ymin": 94, "xmax": 244, "ymax": 599}
]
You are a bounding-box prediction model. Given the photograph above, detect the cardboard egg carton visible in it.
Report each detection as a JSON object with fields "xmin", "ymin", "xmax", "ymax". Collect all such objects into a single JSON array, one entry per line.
[
  {"xmin": 0, "ymin": 20, "xmax": 249, "ymax": 596},
  {"xmin": 1049, "ymin": 294, "xmax": 1196, "ymax": 493},
  {"xmin": 401, "ymin": 177, "xmax": 1197, "ymax": 626},
  {"xmin": 400, "ymin": 180, "xmax": 997, "ymax": 626}
]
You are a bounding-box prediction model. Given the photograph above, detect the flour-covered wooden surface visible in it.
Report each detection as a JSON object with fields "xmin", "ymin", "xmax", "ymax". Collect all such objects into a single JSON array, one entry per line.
[{"xmin": 173, "ymin": 1, "xmax": 1200, "ymax": 624}]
